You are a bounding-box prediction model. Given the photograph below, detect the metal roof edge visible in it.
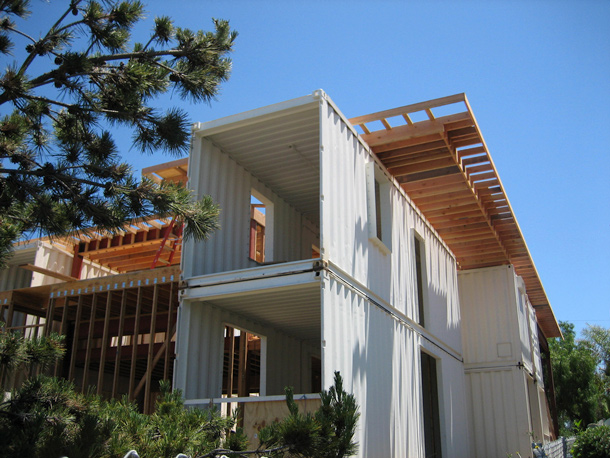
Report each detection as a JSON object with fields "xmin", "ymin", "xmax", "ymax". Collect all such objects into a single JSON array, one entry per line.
[{"xmin": 192, "ymin": 91, "xmax": 324, "ymax": 138}]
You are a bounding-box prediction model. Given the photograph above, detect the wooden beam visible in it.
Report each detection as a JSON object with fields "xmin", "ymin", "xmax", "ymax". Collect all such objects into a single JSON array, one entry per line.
[
  {"xmin": 144, "ymin": 284, "xmax": 159, "ymax": 413},
  {"xmin": 372, "ymin": 133, "xmax": 445, "ymax": 154},
  {"xmin": 20, "ymin": 264, "xmax": 77, "ymax": 282},
  {"xmin": 376, "ymin": 140, "xmax": 448, "ymax": 161},
  {"xmin": 112, "ymin": 290, "xmax": 128, "ymax": 399},
  {"xmin": 163, "ymin": 282, "xmax": 175, "ymax": 381},
  {"xmin": 388, "ymin": 157, "xmax": 457, "ymax": 176},
  {"xmin": 97, "ymin": 291, "xmax": 113, "ymax": 395},
  {"xmin": 128, "ymin": 287, "xmax": 143, "ymax": 401},
  {"xmin": 82, "ymin": 293, "xmax": 98, "ymax": 392},
  {"xmin": 68, "ymin": 295, "xmax": 83, "ymax": 382},
  {"xmin": 360, "ymin": 112, "xmax": 471, "ymax": 148},
  {"xmin": 349, "ymin": 93, "xmax": 466, "ymax": 126},
  {"xmin": 397, "ymin": 165, "xmax": 461, "ymax": 184}
]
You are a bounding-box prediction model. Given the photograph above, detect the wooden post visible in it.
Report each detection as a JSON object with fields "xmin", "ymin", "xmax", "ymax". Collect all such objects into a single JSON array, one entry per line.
[
  {"xmin": 5, "ymin": 302, "xmax": 14, "ymax": 329},
  {"xmin": 238, "ymin": 331, "xmax": 249, "ymax": 398},
  {"xmin": 163, "ymin": 282, "xmax": 175, "ymax": 381},
  {"xmin": 68, "ymin": 295, "xmax": 84, "ymax": 382},
  {"xmin": 128, "ymin": 287, "xmax": 143, "ymax": 401},
  {"xmin": 226, "ymin": 326, "xmax": 236, "ymax": 417},
  {"xmin": 97, "ymin": 292, "xmax": 113, "ymax": 395},
  {"xmin": 112, "ymin": 290, "xmax": 128, "ymax": 398},
  {"xmin": 237, "ymin": 330, "xmax": 249, "ymax": 427},
  {"xmin": 54, "ymin": 297, "xmax": 71, "ymax": 377},
  {"xmin": 82, "ymin": 293, "xmax": 98, "ymax": 392},
  {"xmin": 144, "ymin": 284, "xmax": 159, "ymax": 413}
]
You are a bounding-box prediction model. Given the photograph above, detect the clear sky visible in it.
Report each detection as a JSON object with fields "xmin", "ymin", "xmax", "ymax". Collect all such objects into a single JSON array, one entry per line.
[{"xmin": 7, "ymin": 0, "xmax": 610, "ymax": 337}]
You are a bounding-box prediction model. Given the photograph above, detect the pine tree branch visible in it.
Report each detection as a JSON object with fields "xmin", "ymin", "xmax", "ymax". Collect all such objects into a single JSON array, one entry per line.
[
  {"xmin": 5, "ymin": 25, "xmax": 36, "ymax": 43},
  {"xmin": 17, "ymin": 3, "xmax": 76, "ymax": 77},
  {"xmin": 0, "ymin": 168, "xmax": 106, "ymax": 189}
]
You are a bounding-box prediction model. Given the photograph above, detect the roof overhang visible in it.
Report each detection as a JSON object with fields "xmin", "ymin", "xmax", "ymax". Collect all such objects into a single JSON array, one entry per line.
[{"xmin": 350, "ymin": 94, "xmax": 560, "ymax": 338}]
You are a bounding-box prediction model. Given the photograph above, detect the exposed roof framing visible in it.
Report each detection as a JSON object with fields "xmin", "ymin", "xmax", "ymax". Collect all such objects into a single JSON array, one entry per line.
[
  {"xmin": 142, "ymin": 158, "xmax": 188, "ymax": 184},
  {"xmin": 350, "ymin": 93, "xmax": 560, "ymax": 338}
]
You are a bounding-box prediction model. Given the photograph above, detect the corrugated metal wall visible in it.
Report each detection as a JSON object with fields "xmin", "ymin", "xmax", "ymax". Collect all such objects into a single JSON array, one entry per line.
[
  {"xmin": 459, "ymin": 265, "xmax": 520, "ymax": 365},
  {"xmin": 175, "ymin": 300, "xmax": 318, "ymax": 400},
  {"xmin": 322, "ymin": 274, "xmax": 471, "ymax": 458},
  {"xmin": 0, "ymin": 265, "xmax": 32, "ymax": 292},
  {"xmin": 184, "ymin": 137, "xmax": 318, "ymax": 279},
  {"xmin": 459, "ymin": 265, "xmax": 549, "ymax": 457},
  {"xmin": 322, "ymin": 275, "xmax": 422, "ymax": 457},
  {"xmin": 465, "ymin": 368, "xmax": 531, "ymax": 457},
  {"xmin": 31, "ymin": 242, "xmax": 73, "ymax": 286},
  {"xmin": 319, "ymin": 97, "xmax": 463, "ymax": 353},
  {"xmin": 0, "ymin": 245, "xmax": 36, "ymax": 291}
]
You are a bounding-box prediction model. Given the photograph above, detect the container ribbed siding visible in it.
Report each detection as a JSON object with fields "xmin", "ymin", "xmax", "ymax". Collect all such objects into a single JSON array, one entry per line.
[
  {"xmin": 184, "ymin": 138, "xmax": 319, "ymax": 279},
  {"xmin": 0, "ymin": 264, "xmax": 32, "ymax": 291},
  {"xmin": 459, "ymin": 265, "xmax": 550, "ymax": 456},
  {"xmin": 181, "ymin": 92, "xmax": 473, "ymax": 458},
  {"xmin": 319, "ymin": 98, "xmax": 463, "ymax": 352},
  {"xmin": 465, "ymin": 368, "xmax": 532, "ymax": 457},
  {"xmin": 458, "ymin": 265, "xmax": 543, "ymax": 376}
]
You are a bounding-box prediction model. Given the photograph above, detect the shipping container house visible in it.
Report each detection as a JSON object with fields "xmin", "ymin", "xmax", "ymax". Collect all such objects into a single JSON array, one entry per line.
[{"xmin": 177, "ymin": 90, "xmax": 561, "ymax": 457}]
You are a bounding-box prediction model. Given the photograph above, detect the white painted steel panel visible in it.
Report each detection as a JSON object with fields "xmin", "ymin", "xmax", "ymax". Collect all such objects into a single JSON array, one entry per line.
[
  {"xmin": 319, "ymin": 97, "xmax": 463, "ymax": 352},
  {"xmin": 466, "ymin": 368, "xmax": 532, "ymax": 458},
  {"xmin": 515, "ymin": 277, "xmax": 535, "ymax": 372},
  {"xmin": 529, "ymin": 301, "xmax": 544, "ymax": 384},
  {"xmin": 31, "ymin": 242, "xmax": 73, "ymax": 286},
  {"xmin": 0, "ymin": 244, "xmax": 35, "ymax": 291},
  {"xmin": 459, "ymin": 265, "xmax": 521, "ymax": 366},
  {"xmin": 185, "ymin": 124, "xmax": 320, "ymax": 279},
  {"xmin": 322, "ymin": 274, "xmax": 470, "ymax": 458},
  {"xmin": 0, "ymin": 264, "xmax": 32, "ymax": 292}
]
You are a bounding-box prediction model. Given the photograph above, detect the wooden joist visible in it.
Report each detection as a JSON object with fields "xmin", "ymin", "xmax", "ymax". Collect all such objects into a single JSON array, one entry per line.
[{"xmin": 350, "ymin": 93, "xmax": 560, "ymax": 338}]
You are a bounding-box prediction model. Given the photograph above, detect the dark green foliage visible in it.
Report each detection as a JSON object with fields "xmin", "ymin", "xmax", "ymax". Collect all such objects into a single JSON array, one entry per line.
[
  {"xmin": 102, "ymin": 381, "xmax": 238, "ymax": 458},
  {"xmin": 549, "ymin": 322, "xmax": 610, "ymax": 435},
  {"xmin": 0, "ymin": 0, "xmax": 236, "ymax": 268},
  {"xmin": 572, "ymin": 426, "xmax": 610, "ymax": 458},
  {"xmin": 0, "ymin": 376, "xmax": 112, "ymax": 458},
  {"xmin": 0, "ymin": 323, "xmax": 64, "ymax": 387},
  {"xmin": 316, "ymin": 371, "xmax": 360, "ymax": 458},
  {"xmin": 1, "ymin": 324, "xmax": 359, "ymax": 457},
  {"xmin": 259, "ymin": 371, "xmax": 359, "ymax": 458}
]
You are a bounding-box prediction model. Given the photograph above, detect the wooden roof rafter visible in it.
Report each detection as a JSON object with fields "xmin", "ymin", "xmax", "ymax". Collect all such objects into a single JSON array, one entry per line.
[{"xmin": 350, "ymin": 93, "xmax": 560, "ymax": 338}]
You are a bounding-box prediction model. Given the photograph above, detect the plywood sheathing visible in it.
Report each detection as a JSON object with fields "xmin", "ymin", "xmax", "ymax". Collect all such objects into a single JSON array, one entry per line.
[{"xmin": 350, "ymin": 94, "xmax": 560, "ymax": 338}]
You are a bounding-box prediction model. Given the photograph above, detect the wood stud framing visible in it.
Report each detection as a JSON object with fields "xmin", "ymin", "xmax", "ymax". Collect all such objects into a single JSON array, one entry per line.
[
  {"xmin": 350, "ymin": 93, "xmax": 560, "ymax": 338},
  {"xmin": 1, "ymin": 267, "xmax": 179, "ymax": 413}
]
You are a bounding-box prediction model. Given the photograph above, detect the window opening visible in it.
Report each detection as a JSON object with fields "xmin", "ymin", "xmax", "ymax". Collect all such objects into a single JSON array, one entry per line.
[
  {"xmin": 249, "ymin": 195, "xmax": 266, "ymax": 262},
  {"xmin": 414, "ymin": 234, "xmax": 426, "ymax": 327},
  {"xmin": 374, "ymin": 179, "xmax": 383, "ymax": 240},
  {"xmin": 249, "ymin": 190, "xmax": 273, "ymax": 262},
  {"xmin": 421, "ymin": 352, "xmax": 442, "ymax": 458},
  {"xmin": 366, "ymin": 163, "xmax": 392, "ymax": 252}
]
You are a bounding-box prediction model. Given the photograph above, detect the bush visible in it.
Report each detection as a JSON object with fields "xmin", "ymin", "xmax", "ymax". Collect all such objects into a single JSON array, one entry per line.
[{"xmin": 572, "ymin": 425, "xmax": 610, "ymax": 458}]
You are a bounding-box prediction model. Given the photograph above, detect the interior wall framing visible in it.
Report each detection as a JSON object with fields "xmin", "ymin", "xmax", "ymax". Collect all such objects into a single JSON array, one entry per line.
[{"xmin": 1, "ymin": 266, "xmax": 179, "ymax": 414}]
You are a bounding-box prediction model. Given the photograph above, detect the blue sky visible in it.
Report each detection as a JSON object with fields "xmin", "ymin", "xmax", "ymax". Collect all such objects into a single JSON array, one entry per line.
[{"xmin": 7, "ymin": 0, "xmax": 610, "ymax": 337}]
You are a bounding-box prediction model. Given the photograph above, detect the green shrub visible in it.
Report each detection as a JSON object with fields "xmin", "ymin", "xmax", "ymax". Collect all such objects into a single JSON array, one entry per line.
[{"xmin": 572, "ymin": 425, "xmax": 610, "ymax": 458}]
